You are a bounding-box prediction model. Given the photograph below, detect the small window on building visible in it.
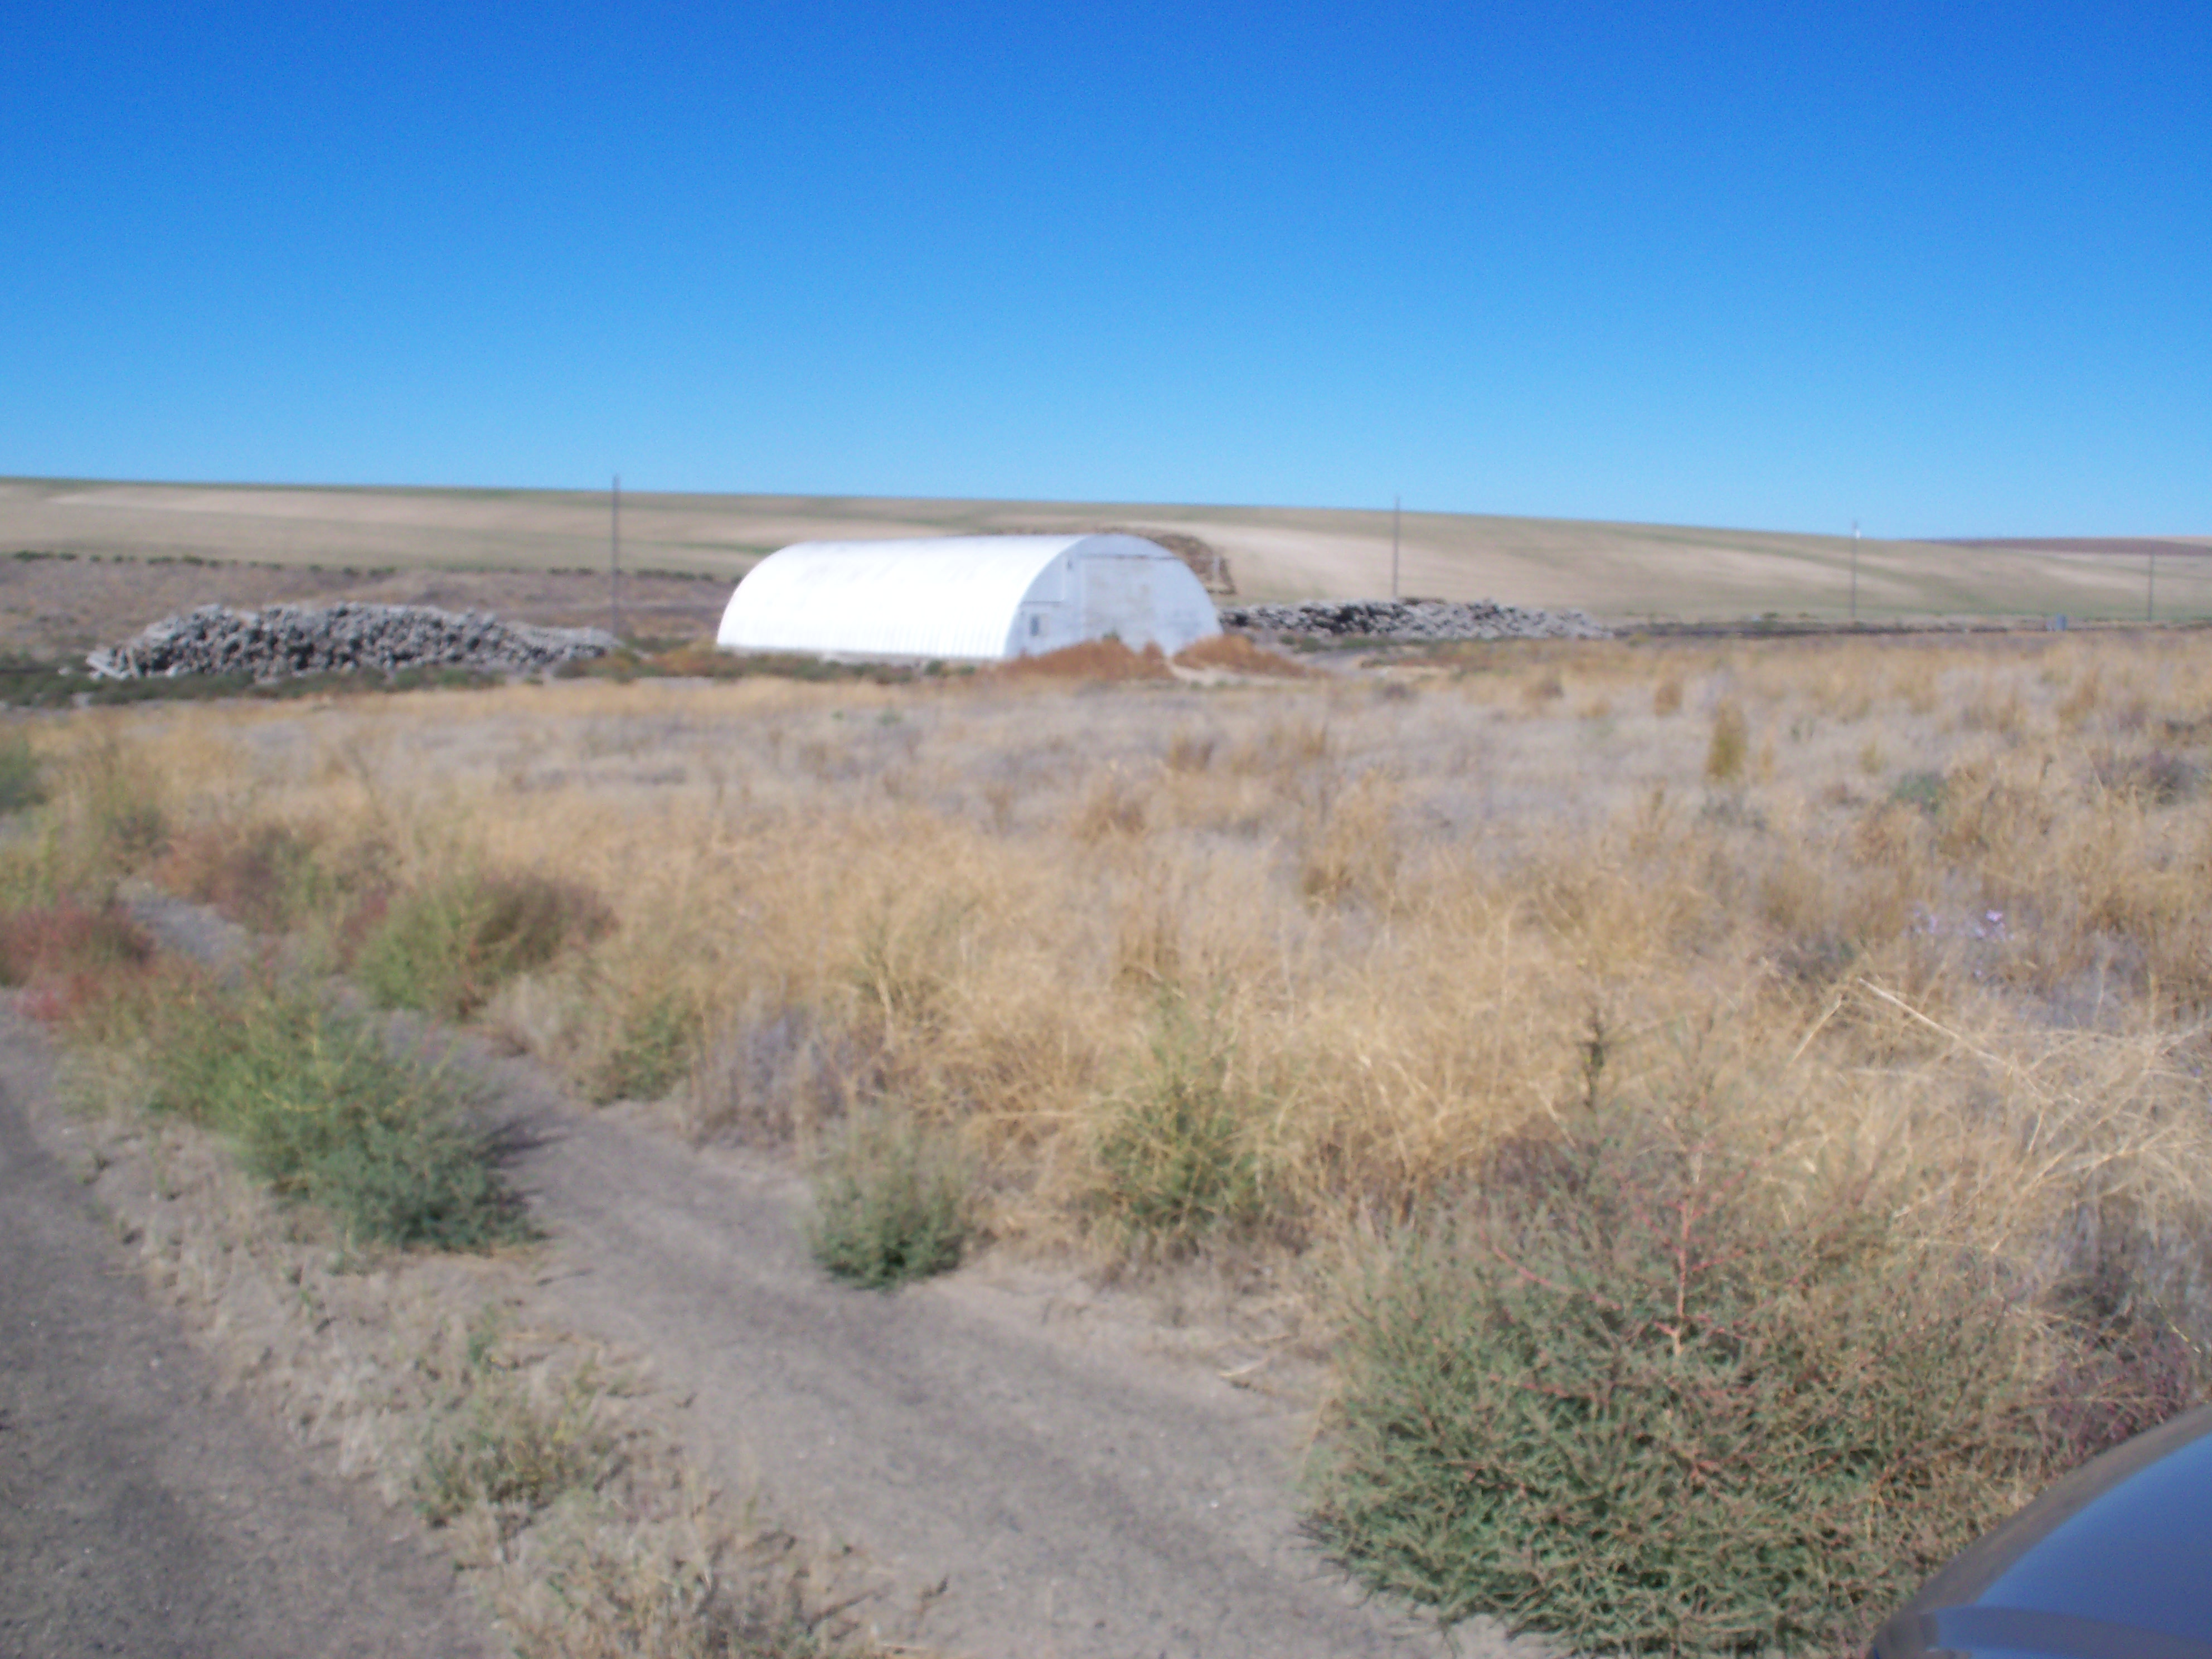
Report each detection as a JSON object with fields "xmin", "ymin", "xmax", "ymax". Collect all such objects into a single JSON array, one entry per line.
[{"xmin": 1029, "ymin": 614, "xmax": 1041, "ymax": 637}]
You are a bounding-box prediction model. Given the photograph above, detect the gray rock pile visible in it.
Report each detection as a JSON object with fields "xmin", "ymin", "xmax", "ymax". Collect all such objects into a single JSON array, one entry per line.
[
  {"xmin": 1218, "ymin": 598, "xmax": 1609, "ymax": 642},
  {"xmin": 86, "ymin": 602, "xmax": 616, "ymax": 681}
]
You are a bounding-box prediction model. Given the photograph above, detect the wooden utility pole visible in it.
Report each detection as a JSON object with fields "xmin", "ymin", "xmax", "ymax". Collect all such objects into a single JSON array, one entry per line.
[
  {"xmin": 610, "ymin": 474, "xmax": 622, "ymax": 641},
  {"xmin": 1851, "ymin": 520, "xmax": 1859, "ymax": 625},
  {"xmin": 1391, "ymin": 495, "xmax": 1401, "ymax": 601}
]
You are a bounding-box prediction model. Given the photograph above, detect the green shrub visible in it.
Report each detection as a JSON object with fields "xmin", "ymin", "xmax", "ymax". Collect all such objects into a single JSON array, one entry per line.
[
  {"xmin": 1090, "ymin": 992, "xmax": 1265, "ymax": 1253},
  {"xmin": 807, "ymin": 1112, "xmax": 971, "ymax": 1288},
  {"xmin": 1306, "ymin": 1094, "xmax": 2047, "ymax": 1656},
  {"xmin": 1890, "ymin": 769, "xmax": 1947, "ymax": 815},
  {"xmin": 590, "ymin": 989, "xmax": 701, "ymax": 1104},
  {"xmin": 149, "ymin": 983, "xmax": 529, "ymax": 1251},
  {"xmin": 356, "ymin": 867, "xmax": 612, "ymax": 1020}
]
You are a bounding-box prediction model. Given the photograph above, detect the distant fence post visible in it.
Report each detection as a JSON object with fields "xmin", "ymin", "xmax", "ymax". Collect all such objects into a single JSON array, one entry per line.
[{"xmin": 1391, "ymin": 496, "xmax": 1401, "ymax": 601}]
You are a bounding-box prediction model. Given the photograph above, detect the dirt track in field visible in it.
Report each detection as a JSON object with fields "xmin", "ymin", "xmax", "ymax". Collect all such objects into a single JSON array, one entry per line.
[
  {"xmin": 489, "ymin": 1082, "xmax": 1484, "ymax": 1659},
  {"xmin": 101, "ymin": 894, "xmax": 1503, "ymax": 1659},
  {"xmin": 2, "ymin": 875, "xmax": 1527, "ymax": 1659},
  {"xmin": 0, "ymin": 1027, "xmax": 492, "ymax": 1659}
]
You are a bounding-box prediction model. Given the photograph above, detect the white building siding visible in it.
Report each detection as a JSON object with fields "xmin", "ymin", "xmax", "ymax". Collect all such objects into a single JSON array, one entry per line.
[{"xmin": 716, "ymin": 534, "xmax": 1220, "ymax": 661}]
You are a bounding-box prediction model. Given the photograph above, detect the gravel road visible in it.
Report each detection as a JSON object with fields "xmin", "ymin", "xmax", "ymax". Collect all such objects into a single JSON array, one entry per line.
[{"xmin": 0, "ymin": 1035, "xmax": 492, "ymax": 1659}]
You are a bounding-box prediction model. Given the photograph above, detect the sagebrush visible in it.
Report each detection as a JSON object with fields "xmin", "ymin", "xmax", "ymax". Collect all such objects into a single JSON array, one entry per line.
[
  {"xmin": 144, "ymin": 978, "xmax": 530, "ymax": 1251},
  {"xmin": 807, "ymin": 1111, "xmax": 971, "ymax": 1288},
  {"xmin": 1306, "ymin": 1078, "xmax": 2064, "ymax": 1654}
]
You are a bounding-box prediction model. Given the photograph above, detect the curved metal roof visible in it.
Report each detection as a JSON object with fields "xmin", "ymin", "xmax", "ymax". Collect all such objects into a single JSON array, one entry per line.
[{"xmin": 717, "ymin": 534, "xmax": 1202, "ymax": 659}]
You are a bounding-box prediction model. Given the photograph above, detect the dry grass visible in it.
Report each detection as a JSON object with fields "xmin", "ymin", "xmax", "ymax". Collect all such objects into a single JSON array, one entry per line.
[
  {"xmin": 27, "ymin": 627, "xmax": 2212, "ymax": 1369},
  {"xmin": 1173, "ymin": 633, "xmax": 1320, "ymax": 677},
  {"xmin": 991, "ymin": 638, "xmax": 1173, "ymax": 681},
  {"xmin": 30, "ymin": 641, "xmax": 2212, "ymax": 1239},
  {"xmin": 8, "ymin": 641, "xmax": 2176, "ymax": 1230}
]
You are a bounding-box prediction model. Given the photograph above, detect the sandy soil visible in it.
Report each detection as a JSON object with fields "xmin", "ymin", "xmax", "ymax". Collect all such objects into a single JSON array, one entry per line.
[
  {"xmin": 0, "ymin": 1023, "xmax": 492, "ymax": 1659},
  {"xmin": 7, "ymin": 476, "xmax": 2201, "ymax": 623}
]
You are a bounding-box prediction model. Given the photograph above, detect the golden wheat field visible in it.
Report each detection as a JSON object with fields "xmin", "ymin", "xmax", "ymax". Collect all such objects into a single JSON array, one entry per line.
[{"xmin": 25, "ymin": 628, "xmax": 2210, "ymax": 1307}]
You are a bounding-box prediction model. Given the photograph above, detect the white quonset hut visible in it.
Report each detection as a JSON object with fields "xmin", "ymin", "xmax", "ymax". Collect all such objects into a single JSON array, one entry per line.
[{"xmin": 715, "ymin": 534, "xmax": 1221, "ymax": 662}]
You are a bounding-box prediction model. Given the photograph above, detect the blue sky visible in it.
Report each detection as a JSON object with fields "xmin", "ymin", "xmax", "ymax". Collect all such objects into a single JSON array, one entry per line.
[{"xmin": 4, "ymin": 2, "xmax": 2205, "ymax": 536}]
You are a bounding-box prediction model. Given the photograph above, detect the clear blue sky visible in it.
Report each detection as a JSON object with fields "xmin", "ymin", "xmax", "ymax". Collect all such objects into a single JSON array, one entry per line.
[{"xmin": 4, "ymin": 2, "xmax": 2205, "ymax": 536}]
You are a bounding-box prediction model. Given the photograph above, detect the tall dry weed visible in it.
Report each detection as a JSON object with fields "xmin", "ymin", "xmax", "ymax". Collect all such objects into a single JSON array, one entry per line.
[
  {"xmin": 31, "ymin": 641, "xmax": 2212, "ymax": 1645},
  {"xmin": 1299, "ymin": 772, "xmax": 1403, "ymax": 908},
  {"xmin": 25, "ymin": 638, "xmax": 2212, "ymax": 1337},
  {"xmin": 1705, "ymin": 698, "xmax": 1749, "ymax": 781}
]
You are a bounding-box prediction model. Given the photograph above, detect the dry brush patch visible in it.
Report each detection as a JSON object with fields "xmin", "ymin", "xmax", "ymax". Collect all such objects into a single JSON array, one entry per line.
[
  {"xmin": 1171, "ymin": 632, "xmax": 1320, "ymax": 677},
  {"xmin": 12, "ymin": 989, "xmax": 890, "ymax": 1657},
  {"xmin": 0, "ymin": 752, "xmax": 896, "ymax": 1653},
  {"xmin": 22, "ymin": 634, "xmax": 2212, "ymax": 1650}
]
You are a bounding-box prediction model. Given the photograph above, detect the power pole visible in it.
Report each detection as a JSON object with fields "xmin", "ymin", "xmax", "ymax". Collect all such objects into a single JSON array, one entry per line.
[
  {"xmin": 610, "ymin": 473, "xmax": 622, "ymax": 641},
  {"xmin": 2148, "ymin": 542, "xmax": 2157, "ymax": 623},
  {"xmin": 1851, "ymin": 520, "xmax": 1859, "ymax": 625},
  {"xmin": 1391, "ymin": 495, "xmax": 1401, "ymax": 601}
]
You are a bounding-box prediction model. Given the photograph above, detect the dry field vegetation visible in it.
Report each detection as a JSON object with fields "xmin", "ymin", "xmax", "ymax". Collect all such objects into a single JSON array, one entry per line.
[
  {"xmin": 11, "ymin": 475, "xmax": 2209, "ymax": 620},
  {"xmin": 10, "ymin": 628, "xmax": 2212, "ymax": 1653}
]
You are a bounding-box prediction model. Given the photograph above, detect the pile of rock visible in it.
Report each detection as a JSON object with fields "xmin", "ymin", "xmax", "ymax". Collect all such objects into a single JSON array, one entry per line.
[
  {"xmin": 1218, "ymin": 598, "xmax": 1609, "ymax": 643},
  {"xmin": 86, "ymin": 602, "xmax": 615, "ymax": 681}
]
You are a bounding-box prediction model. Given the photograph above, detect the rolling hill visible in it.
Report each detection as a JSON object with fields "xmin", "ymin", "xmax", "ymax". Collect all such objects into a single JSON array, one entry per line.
[{"xmin": 2, "ymin": 477, "xmax": 2203, "ymax": 624}]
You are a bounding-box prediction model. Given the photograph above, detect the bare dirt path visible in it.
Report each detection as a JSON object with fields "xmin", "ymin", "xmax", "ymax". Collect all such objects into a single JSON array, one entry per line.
[
  {"xmin": 484, "ymin": 1066, "xmax": 1496, "ymax": 1659},
  {"xmin": 111, "ymin": 894, "xmax": 1517, "ymax": 1659},
  {"xmin": 0, "ymin": 1032, "xmax": 492, "ymax": 1659}
]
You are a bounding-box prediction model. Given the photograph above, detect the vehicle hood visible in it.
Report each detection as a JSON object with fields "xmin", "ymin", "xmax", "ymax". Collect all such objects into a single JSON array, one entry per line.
[{"xmin": 1874, "ymin": 1405, "xmax": 2212, "ymax": 1659}]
